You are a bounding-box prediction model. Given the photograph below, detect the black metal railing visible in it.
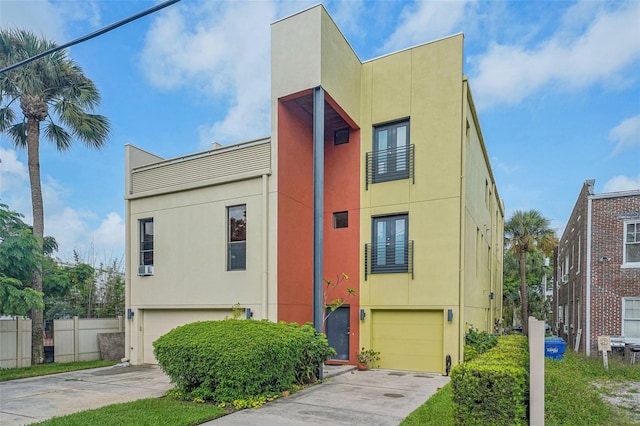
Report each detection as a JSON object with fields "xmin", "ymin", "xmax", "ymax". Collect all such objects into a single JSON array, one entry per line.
[
  {"xmin": 364, "ymin": 240, "xmax": 414, "ymax": 280},
  {"xmin": 365, "ymin": 144, "xmax": 415, "ymax": 190}
]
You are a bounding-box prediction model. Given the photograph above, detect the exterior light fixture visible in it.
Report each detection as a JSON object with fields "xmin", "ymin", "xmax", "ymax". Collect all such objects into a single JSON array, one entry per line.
[
  {"xmin": 448, "ymin": 309, "xmax": 453, "ymax": 322},
  {"xmin": 360, "ymin": 309, "xmax": 366, "ymax": 321}
]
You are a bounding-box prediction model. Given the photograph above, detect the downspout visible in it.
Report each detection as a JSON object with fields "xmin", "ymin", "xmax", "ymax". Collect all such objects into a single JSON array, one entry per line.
[
  {"xmin": 458, "ymin": 79, "xmax": 468, "ymax": 364},
  {"xmin": 585, "ymin": 195, "xmax": 593, "ymax": 356},
  {"xmin": 262, "ymin": 174, "xmax": 269, "ymax": 319},
  {"xmin": 124, "ymin": 146, "xmax": 132, "ymax": 363}
]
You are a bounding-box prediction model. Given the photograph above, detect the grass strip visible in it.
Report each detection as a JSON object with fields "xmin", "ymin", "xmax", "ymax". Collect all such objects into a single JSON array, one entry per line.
[
  {"xmin": 400, "ymin": 382, "xmax": 454, "ymax": 426},
  {"xmin": 0, "ymin": 360, "xmax": 117, "ymax": 382},
  {"xmin": 33, "ymin": 398, "xmax": 226, "ymax": 426}
]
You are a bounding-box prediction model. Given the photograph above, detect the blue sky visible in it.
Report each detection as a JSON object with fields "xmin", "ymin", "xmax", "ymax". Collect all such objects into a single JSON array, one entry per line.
[{"xmin": 0, "ymin": 0, "xmax": 638, "ymax": 262}]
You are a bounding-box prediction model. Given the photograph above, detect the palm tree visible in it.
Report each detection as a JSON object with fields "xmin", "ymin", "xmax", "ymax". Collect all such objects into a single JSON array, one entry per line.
[
  {"xmin": 0, "ymin": 29, "xmax": 110, "ymax": 364},
  {"xmin": 504, "ymin": 210, "xmax": 556, "ymax": 336}
]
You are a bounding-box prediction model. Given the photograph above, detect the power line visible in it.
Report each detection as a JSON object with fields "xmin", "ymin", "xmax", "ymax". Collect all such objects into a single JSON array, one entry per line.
[{"xmin": 0, "ymin": 0, "xmax": 181, "ymax": 74}]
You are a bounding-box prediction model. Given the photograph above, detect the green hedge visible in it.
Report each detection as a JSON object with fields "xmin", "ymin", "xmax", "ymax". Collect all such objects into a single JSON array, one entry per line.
[
  {"xmin": 464, "ymin": 328, "xmax": 499, "ymax": 362},
  {"xmin": 153, "ymin": 319, "xmax": 335, "ymax": 403},
  {"xmin": 451, "ymin": 335, "xmax": 529, "ymax": 425}
]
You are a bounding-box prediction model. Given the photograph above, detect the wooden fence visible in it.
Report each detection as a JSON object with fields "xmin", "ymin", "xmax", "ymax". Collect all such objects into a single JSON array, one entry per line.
[{"xmin": 0, "ymin": 316, "xmax": 124, "ymax": 368}]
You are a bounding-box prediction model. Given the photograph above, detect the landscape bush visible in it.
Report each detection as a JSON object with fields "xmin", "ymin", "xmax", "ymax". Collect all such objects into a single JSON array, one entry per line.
[
  {"xmin": 153, "ymin": 319, "xmax": 334, "ymax": 403},
  {"xmin": 451, "ymin": 335, "xmax": 529, "ymax": 425},
  {"xmin": 463, "ymin": 327, "xmax": 498, "ymax": 362}
]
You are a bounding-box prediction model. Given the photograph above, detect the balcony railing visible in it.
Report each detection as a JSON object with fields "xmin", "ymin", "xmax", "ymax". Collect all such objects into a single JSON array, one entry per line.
[
  {"xmin": 364, "ymin": 240, "xmax": 414, "ymax": 280},
  {"xmin": 365, "ymin": 144, "xmax": 415, "ymax": 190}
]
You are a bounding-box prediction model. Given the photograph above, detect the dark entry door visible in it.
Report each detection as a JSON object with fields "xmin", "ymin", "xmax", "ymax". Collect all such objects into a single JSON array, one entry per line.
[{"xmin": 326, "ymin": 306, "xmax": 350, "ymax": 360}]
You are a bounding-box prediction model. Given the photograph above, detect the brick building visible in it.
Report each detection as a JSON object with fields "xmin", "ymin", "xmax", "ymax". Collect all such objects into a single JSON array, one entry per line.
[{"xmin": 554, "ymin": 179, "xmax": 640, "ymax": 355}]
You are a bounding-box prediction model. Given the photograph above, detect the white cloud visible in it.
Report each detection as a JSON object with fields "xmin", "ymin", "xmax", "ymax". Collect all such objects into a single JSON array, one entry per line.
[
  {"xmin": 608, "ymin": 115, "xmax": 640, "ymax": 157},
  {"xmin": 0, "ymin": 148, "xmax": 123, "ymax": 261},
  {"xmin": 381, "ymin": 0, "xmax": 471, "ymax": 53},
  {"xmin": 490, "ymin": 155, "xmax": 521, "ymax": 175},
  {"xmin": 470, "ymin": 2, "xmax": 640, "ymax": 109},
  {"xmin": 0, "ymin": 0, "xmax": 101, "ymax": 42},
  {"xmin": 140, "ymin": 1, "xmax": 278, "ymax": 144},
  {"xmin": 602, "ymin": 175, "xmax": 640, "ymax": 193}
]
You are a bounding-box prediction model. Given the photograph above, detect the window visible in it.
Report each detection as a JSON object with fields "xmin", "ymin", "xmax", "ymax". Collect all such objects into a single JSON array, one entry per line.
[
  {"xmin": 624, "ymin": 221, "xmax": 640, "ymax": 266},
  {"xmin": 139, "ymin": 218, "xmax": 153, "ymax": 266},
  {"xmin": 623, "ymin": 298, "xmax": 640, "ymax": 342},
  {"xmin": 227, "ymin": 205, "xmax": 246, "ymax": 271},
  {"xmin": 372, "ymin": 214, "xmax": 408, "ymax": 273},
  {"xmin": 372, "ymin": 120, "xmax": 409, "ymax": 183},
  {"xmin": 333, "ymin": 211, "xmax": 348, "ymax": 229},
  {"xmin": 334, "ymin": 128, "xmax": 349, "ymax": 145}
]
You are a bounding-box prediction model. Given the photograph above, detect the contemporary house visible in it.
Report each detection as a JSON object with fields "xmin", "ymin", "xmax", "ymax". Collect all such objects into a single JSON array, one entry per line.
[
  {"xmin": 554, "ymin": 179, "xmax": 640, "ymax": 355},
  {"xmin": 124, "ymin": 5, "xmax": 504, "ymax": 373}
]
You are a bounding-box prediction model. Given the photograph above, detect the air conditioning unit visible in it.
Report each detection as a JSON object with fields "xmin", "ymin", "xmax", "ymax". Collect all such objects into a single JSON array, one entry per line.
[{"xmin": 138, "ymin": 265, "xmax": 154, "ymax": 276}]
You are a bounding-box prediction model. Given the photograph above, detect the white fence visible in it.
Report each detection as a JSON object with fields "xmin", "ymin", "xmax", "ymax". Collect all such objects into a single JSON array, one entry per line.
[
  {"xmin": 0, "ymin": 317, "xmax": 32, "ymax": 368},
  {"xmin": 0, "ymin": 316, "xmax": 124, "ymax": 368}
]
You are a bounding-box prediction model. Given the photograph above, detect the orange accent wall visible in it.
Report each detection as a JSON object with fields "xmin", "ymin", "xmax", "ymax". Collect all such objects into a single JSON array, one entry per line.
[
  {"xmin": 277, "ymin": 100, "xmax": 314, "ymax": 325},
  {"xmin": 277, "ymin": 91, "xmax": 361, "ymax": 362},
  {"xmin": 324, "ymin": 125, "xmax": 361, "ymax": 362}
]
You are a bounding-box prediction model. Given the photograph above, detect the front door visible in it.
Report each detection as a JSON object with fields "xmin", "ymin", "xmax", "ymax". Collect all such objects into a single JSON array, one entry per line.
[{"xmin": 326, "ymin": 306, "xmax": 350, "ymax": 360}]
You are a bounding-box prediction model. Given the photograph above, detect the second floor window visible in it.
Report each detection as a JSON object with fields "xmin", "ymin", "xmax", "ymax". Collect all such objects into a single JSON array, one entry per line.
[
  {"xmin": 372, "ymin": 214, "xmax": 408, "ymax": 273},
  {"xmin": 373, "ymin": 120, "xmax": 410, "ymax": 183},
  {"xmin": 139, "ymin": 218, "xmax": 154, "ymax": 267},
  {"xmin": 625, "ymin": 221, "xmax": 640, "ymax": 266},
  {"xmin": 228, "ymin": 205, "xmax": 246, "ymax": 271}
]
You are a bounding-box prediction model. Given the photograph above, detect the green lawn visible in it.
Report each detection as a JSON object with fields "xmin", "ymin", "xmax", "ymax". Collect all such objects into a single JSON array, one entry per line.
[
  {"xmin": 402, "ymin": 351, "xmax": 640, "ymax": 426},
  {"xmin": 33, "ymin": 398, "xmax": 226, "ymax": 426},
  {"xmin": 0, "ymin": 360, "xmax": 117, "ymax": 381}
]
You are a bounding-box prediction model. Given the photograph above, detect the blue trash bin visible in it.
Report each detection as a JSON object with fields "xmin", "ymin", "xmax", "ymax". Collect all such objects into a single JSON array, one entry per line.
[{"xmin": 545, "ymin": 337, "xmax": 566, "ymax": 360}]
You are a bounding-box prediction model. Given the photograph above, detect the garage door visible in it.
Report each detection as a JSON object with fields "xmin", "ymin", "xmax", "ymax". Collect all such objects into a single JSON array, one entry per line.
[
  {"xmin": 371, "ymin": 310, "xmax": 443, "ymax": 373},
  {"xmin": 143, "ymin": 309, "xmax": 232, "ymax": 364}
]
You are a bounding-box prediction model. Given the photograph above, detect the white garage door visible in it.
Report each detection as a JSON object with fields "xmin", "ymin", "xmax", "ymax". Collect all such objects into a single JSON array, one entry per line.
[
  {"xmin": 371, "ymin": 310, "xmax": 443, "ymax": 373},
  {"xmin": 143, "ymin": 309, "xmax": 232, "ymax": 364}
]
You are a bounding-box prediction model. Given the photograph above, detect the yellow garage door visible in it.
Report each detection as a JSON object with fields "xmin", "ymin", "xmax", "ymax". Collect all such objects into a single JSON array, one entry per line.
[
  {"xmin": 143, "ymin": 309, "xmax": 232, "ymax": 364},
  {"xmin": 372, "ymin": 310, "xmax": 443, "ymax": 373}
]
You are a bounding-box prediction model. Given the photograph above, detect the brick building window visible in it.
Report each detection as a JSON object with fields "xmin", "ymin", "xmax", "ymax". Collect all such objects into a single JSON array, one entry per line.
[
  {"xmin": 624, "ymin": 220, "xmax": 640, "ymax": 267},
  {"xmin": 623, "ymin": 298, "xmax": 640, "ymax": 342}
]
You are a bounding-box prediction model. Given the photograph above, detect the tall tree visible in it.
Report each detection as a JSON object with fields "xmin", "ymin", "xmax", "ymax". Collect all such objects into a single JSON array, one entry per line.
[
  {"xmin": 504, "ymin": 210, "xmax": 556, "ymax": 336},
  {"xmin": 0, "ymin": 29, "xmax": 110, "ymax": 364},
  {"xmin": 0, "ymin": 203, "xmax": 55, "ymax": 316}
]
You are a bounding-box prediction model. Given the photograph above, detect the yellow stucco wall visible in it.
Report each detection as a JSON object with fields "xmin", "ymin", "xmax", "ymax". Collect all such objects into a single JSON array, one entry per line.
[
  {"xmin": 461, "ymin": 82, "xmax": 504, "ymax": 335},
  {"xmin": 359, "ymin": 35, "xmax": 466, "ymax": 373}
]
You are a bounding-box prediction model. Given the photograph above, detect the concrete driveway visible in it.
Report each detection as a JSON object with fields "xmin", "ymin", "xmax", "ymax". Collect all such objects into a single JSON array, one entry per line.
[
  {"xmin": 206, "ymin": 368, "xmax": 450, "ymax": 426},
  {"xmin": 0, "ymin": 364, "xmax": 450, "ymax": 426},
  {"xmin": 0, "ymin": 364, "xmax": 172, "ymax": 425}
]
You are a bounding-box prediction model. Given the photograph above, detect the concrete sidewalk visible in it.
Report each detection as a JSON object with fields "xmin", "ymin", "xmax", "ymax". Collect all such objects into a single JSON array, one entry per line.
[{"xmin": 0, "ymin": 364, "xmax": 449, "ymax": 426}]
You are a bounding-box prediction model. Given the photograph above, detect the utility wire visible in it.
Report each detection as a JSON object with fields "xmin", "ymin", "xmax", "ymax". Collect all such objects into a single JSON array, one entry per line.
[{"xmin": 0, "ymin": 0, "xmax": 181, "ymax": 74}]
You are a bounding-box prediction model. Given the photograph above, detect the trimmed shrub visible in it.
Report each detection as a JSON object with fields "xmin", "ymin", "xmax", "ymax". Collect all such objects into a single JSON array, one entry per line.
[
  {"xmin": 452, "ymin": 335, "xmax": 529, "ymax": 425},
  {"xmin": 153, "ymin": 319, "xmax": 335, "ymax": 403},
  {"xmin": 464, "ymin": 328, "xmax": 499, "ymax": 362}
]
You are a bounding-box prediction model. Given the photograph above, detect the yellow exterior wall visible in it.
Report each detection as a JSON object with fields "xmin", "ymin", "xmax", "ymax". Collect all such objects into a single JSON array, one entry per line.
[
  {"xmin": 359, "ymin": 35, "xmax": 466, "ymax": 373},
  {"xmin": 461, "ymin": 81, "xmax": 504, "ymax": 334}
]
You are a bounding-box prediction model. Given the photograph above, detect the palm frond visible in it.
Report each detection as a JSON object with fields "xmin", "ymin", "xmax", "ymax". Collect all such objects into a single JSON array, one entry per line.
[
  {"xmin": 6, "ymin": 122, "xmax": 27, "ymax": 147},
  {"xmin": 0, "ymin": 106, "xmax": 16, "ymax": 132},
  {"xmin": 43, "ymin": 121, "xmax": 72, "ymax": 150}
]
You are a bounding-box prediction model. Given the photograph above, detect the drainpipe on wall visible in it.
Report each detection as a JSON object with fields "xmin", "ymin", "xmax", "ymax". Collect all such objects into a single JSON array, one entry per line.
[
  {"xmin": 586, "ymin": 195, "xmax": 593, "ymax": 356},
  {"xmin": 262, "ymin": 174, "xmax": 269, "ymax": 319}
]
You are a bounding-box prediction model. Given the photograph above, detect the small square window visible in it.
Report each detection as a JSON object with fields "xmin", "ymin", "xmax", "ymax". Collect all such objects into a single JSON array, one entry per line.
[
  {"xmin": 334, "ymin": 211, "xmax": 348, "ymax": 229},
  {"xmin": 334, "ymin": 128, "xmax": 349, "ymax": 145}
]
